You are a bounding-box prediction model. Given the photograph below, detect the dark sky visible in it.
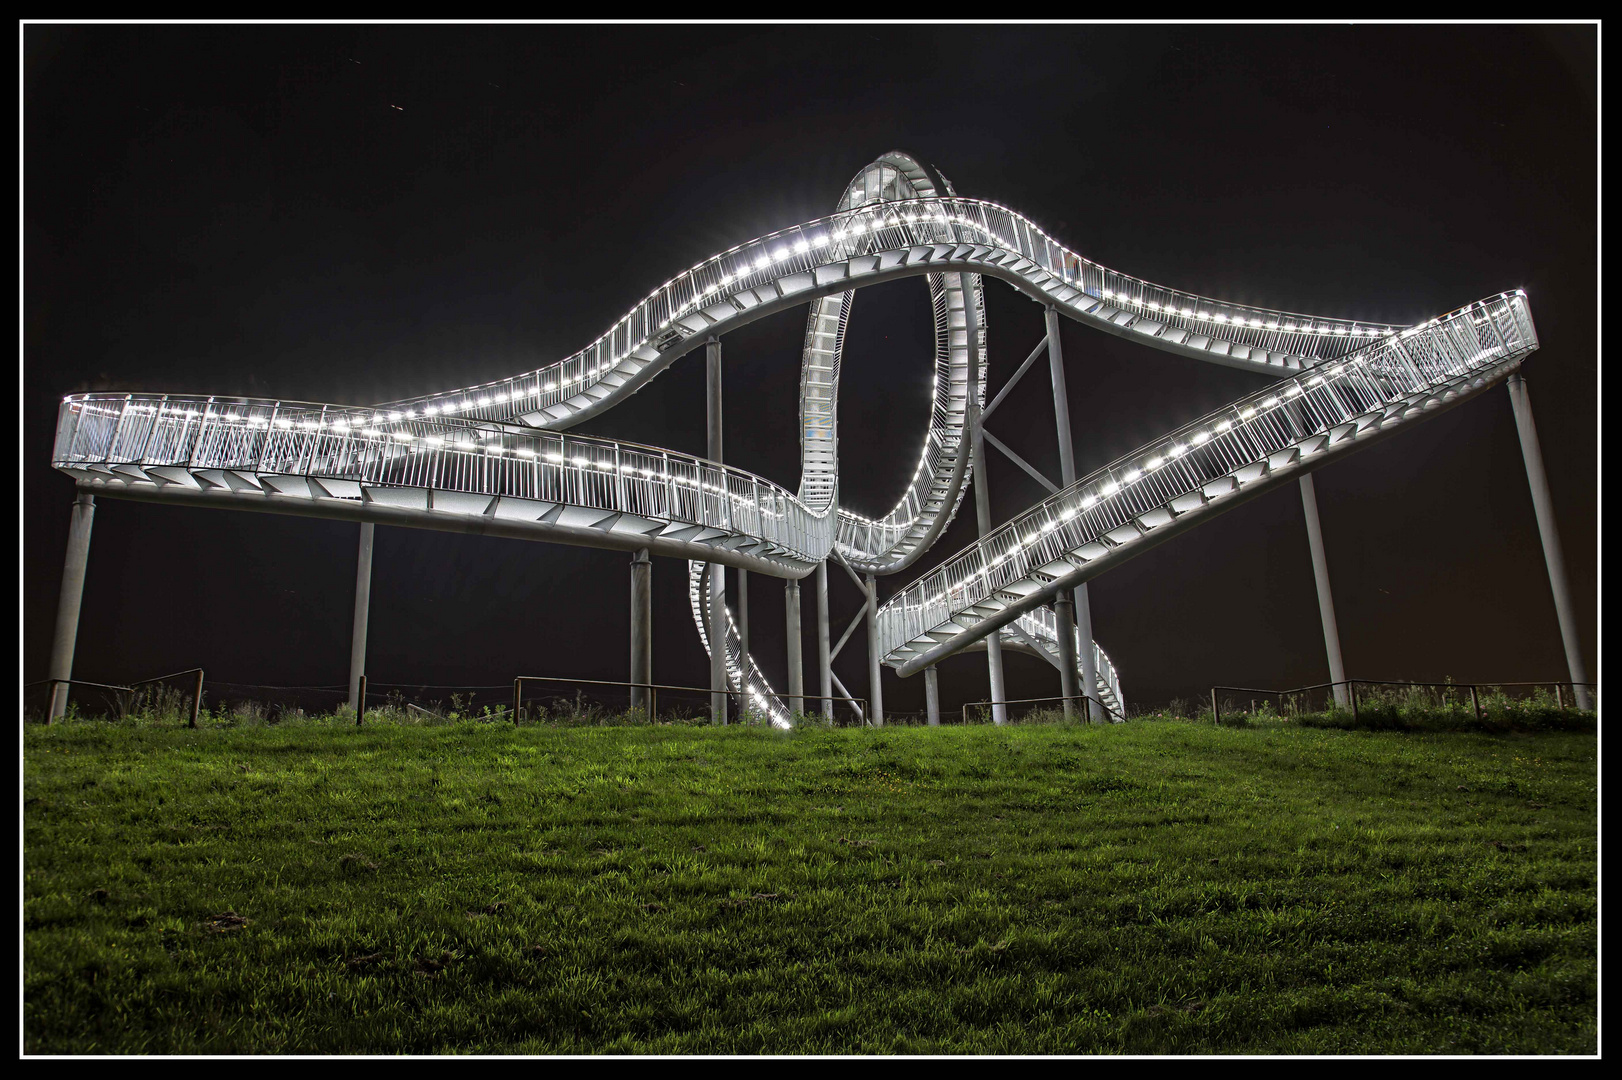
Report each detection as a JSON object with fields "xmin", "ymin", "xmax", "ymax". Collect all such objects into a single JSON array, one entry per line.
[{"xmin": 23, "ymin": 23, "xmax": 1598, "ymax": 716}]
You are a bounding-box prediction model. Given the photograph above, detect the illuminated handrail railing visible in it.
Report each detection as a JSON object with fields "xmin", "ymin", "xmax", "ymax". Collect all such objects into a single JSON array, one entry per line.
[
  {"xmin": 368, "ymin": 196, "xmax": 1399, "ymax": 428},
  {"xmin": 1014, "ymin": 606, "xmax": 1123, "ymax": 715},
  {"xmin": 875, "ymin": 291, "xmax": 1537, "ymax": 664},
  {"xmin": 688, "ymin": 561, "xmax": 797, "ymax": 729},
  {"xmin": 53, "ymin": 394, "xmax": 833, "ymax": 567}
]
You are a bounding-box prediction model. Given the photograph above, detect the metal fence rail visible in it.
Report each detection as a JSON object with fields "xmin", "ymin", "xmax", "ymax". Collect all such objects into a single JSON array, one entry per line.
[
  {"xmin": 959, "ymin": 693, "xmax": 1127, "ymax": 725},
  {"xmin": 1209, "ymin": 679, "xmax": 1597, "ymax": 724},
  {"xmin": 512, "ymin": 675, "xmax": 866, "ymax": 727}
]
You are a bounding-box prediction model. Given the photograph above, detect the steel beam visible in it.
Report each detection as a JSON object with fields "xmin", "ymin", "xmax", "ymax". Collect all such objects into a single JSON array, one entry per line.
[
  {"xmin": 966, "ymin": 278, "xmax": 1007, "ymax": 724},
  {"xmin": 739, "ymin": 567, "xmax": 750, "ymax": 700},
  {"xmin": 629, "ymin": 548, "xmax": 652, "ymax": 712},
  {"xmin": 46, "ymin": 492, "xmax": 95, "ymax": 722},
  {"xmin": 348, "ymin": 522, "xmax": 374, "ymax": 714},
  {"xmin": 924, "ymin": 665, "xmax": 941, "ymax": 726},
  {"xmin": 1299, "ymin": 473, "xmax": 1349, "ymax": 707},
  {"xmin": 984, "ymin": 429, "xmax": 1060, "ymax": 494},
  {"xmin": 708, "ymin": 337, "xmax": 727, "ymax": 724},
  {"xmin": 817, "ymin": 560, "xmax": 833, "ymax": 719},
  {"xmin": 1046, "ymin": 305, "xmax": 1101, "ymax": 722},
  {"xmin": 866, "ymin": 572, "xmax": 884, "ymax": 726},
  {"xmin": 785, "ymin": 578, "xmax": 804, "ymax": 715},
  {"xmin": 830, "ymin": 670, "xmax": 865, "ymax": 725},
  {"xmin": 1052, "ymin": 596, "xmax": 1081, "ymax": 721},
  {"xmin": 1506, "ymin": 373, "xmax": 1592, "ymax": 710},
  {"xmin": 981, "ymin": 332, "xmax": 1050, "ymax": 423}
]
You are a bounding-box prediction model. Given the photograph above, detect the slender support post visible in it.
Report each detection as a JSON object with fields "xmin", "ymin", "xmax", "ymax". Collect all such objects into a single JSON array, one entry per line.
[
  {"xmin": 1052, "ymin": 596, "xmax": 1081, "ymax": 721},
  {"xmin": 707, "ymin": 337, "xmax": 727, "ymax": 725},
  {"xmin": 785, "ymin": 579, "xmax": 804, "ymax": 716},
  {"xmin": 817, "ymin": 560, "xmax": 833, "ymax": 719},
  {"xmin": 47, "ymin": 492, "xmax": 96, "ymax": 722},
  {"xmin": 739, "ymin": 568, "xmax": 750, "ymax": 704},
  {"xmin": 348, "ymin": 522, "xmax": 375, "ymax": 714},
  {"xmin": 1045, "ymin": 306, "xmax": 1100, "ymax": 722},
  {"xmin": 1506, "ymin": 373, "xmax": 1592, "ymax": 711},
  {"xmin": 1299, "ymin": 473, "xmax": 1349, "ymax": 707},
  {"xmin": 709, "ymin": 565, "xmax": 727, "ymax": 725},
  {"xmin": 865, "ymin": 573, "xmax": 884, "ymax": 727},
  {"xmin": 629, "ymin": 548, "xmax": 652, "ymax": 712},
  {"xmin": 924, "ymin": 665, "xmax": 941, "ymax": 726},
  {"xmin": 1073, "ymin": 587, "xmax": 1101, "ymax": 723},
  {"xmin": 190, "ymin": 668, "xmax": 203, "ymax": 729},
  {"xmin": 965, "ymin": 277, "xmax": 1007, "ymax": 725}
]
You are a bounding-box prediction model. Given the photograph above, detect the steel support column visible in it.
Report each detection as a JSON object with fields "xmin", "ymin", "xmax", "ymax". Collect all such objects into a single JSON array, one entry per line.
[
  {"xmin": 1299, "ymin": 473, "xmax": 1349, "ymax": 708},
  {"xmin": 966, "ymin": 276, "xmax": 1007, "ymax": 724},
  {"xmin": 1046, "ymin": 304, "xmax": 1100, "ymax": 722},
  {"xmin": 785, "ymin": 578, "xmax": 804, "ymax": 715},
  {"xmin": 866, "ymin": 572, "xmax": 884, "ymax": 726},
  {"xmin": 707, "ymin": 337, "xmax": 727, "ymax": 725},
  {"xmin": 816, "ymin": 559, "xmax": 833, "ymax": 719},
  {"xmin": 629, "ymin": 548, "xmax": 652, "ymax": 712},
  {"xmin": 1506, "ymin": 373, "xmax": 1592, "ymax": 711},
  {"xmin": 46, "ymin": 492, "xmax": 95, "ymax": 722},
  {"xmin": 924, "ymin": 665, "xmax": 941, "ymax": 726},
  {"xmin": 738, "ymin": 568, "xmax": 750, "ymax": 710},
  {"xmin": 347, "ymin": 522, "xmax": 375, "ymax": 715},
  {"xmin": 1052, "ymin": 595, "xmax": 1081, "ymax": 721}
]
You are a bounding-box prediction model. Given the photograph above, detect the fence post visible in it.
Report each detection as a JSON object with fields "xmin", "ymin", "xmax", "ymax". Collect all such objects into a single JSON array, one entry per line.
[
  {"xmin": 514, "ymin": 678, "xmax": 522, "ymax": 724},
  {"xmin": 1211, "ymin": 688, "xmax": 1219, "ymax": 725},
  {"xmin": 1470, "ymin": 684, "xmax": 1481, "ymax": 722},
  {"xmin": 357, "ymin": 674, "xmax": 366, "ymax": 726},
  {"xmin": 1349, "ymin": 682, "xmax": 1358, "ymax": 723},
  {"xmin": 1555, "ymin": 684, "xmax": 1565, "ymax": 710},
  {"xmin": 190, "ymin": 669, "xmax": 203, "ymax": 729}
]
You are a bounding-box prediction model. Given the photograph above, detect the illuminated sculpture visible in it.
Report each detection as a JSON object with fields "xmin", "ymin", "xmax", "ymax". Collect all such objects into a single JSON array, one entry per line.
[{"xmin": 50, "ymin": 152, "xmax": 1565, "ymax": 724}]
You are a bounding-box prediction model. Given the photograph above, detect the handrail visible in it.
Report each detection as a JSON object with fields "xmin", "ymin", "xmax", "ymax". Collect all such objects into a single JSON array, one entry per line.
[{"xmin": 880, "ymin": 291, "xmax": 1537, "ymax": 672}]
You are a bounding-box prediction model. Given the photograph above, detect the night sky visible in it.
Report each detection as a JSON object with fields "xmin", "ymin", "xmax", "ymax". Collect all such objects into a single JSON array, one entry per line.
[{"xmin": 22, "ymin": 24, "xmax": 1598, "ymax": 716}]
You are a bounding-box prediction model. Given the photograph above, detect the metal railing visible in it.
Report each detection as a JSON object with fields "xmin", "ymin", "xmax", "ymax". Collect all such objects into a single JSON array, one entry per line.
[
  {"xmin": 1209, "ymin": 679, "xmax": 1597, "ymax": 724},
  {"xmin": 366, "ymin": 195, "xmax": 1393, "ymax": 428},
  {"xmin": 959, "ymin": 693, "xmax": 1127, "ymax": 725},
  {"xmin": 878, "ymin": 292, "xmax": 1537, "ymax": 664},
  {"xmin": 25, "ymin": 667, "xmax": 204, "ymax": 726},
  {"xmin": 512, "ymin": 675, "xmax": 865, "ymax": 727},
  {"xmin": 54, "ymin": 395, "xmax": 834, "ymax": 567}
]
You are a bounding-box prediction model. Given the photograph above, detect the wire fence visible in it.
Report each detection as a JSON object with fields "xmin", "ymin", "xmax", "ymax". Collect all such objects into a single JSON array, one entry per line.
[
  {"xmin": 26, "ymin": 670, "xmax": 1596, "ymax": 730},
  {"xmin": 1206, "ymin": 679, "xmax": 1597, "ymax": 725},
  {"xmin": 24, "ymin": 672, "xmax": 868, "ymax": 728}
]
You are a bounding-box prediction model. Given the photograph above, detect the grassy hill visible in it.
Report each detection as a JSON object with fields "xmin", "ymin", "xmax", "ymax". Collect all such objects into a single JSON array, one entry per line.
[{"xmin": 24, "ymin": 716, "xmax": 1597, "ymax": 1054}]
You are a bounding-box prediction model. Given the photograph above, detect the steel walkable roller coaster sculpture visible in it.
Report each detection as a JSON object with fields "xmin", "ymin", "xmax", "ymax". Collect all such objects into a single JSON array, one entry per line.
[{"xmin": 50, "ymin": 151, "xmax": 1549, "ymax": 726}]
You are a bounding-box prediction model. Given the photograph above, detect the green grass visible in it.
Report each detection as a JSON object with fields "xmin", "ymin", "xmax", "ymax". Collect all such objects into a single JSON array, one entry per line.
[{"xmin": 24, "ymin": 714, "xmax": 1596, "ymax": 1054}]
